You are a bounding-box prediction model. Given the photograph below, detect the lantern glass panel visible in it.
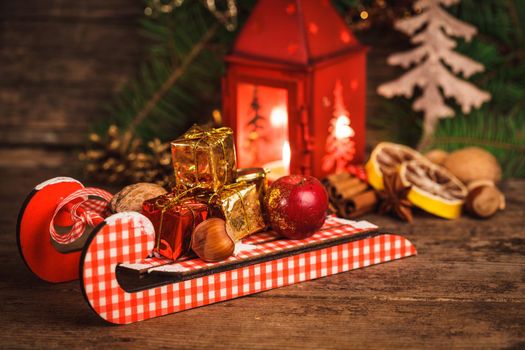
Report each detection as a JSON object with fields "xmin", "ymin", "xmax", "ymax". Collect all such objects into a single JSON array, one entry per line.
[{"xmin": 236, "ymin": 83, "xmax": 289, "ymax": 174}]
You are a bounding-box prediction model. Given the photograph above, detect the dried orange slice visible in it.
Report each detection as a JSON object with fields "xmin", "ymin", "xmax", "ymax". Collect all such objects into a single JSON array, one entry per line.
[
  {"xmin": 399, "ymin": 160, "xmax": 467, "ymax": 219},
  {"xmin": 365, "ymin": 142, "xmax": 423, "ymax": 191}
]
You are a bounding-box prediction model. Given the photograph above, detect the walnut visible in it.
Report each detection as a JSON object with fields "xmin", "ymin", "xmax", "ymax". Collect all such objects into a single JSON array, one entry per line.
[
  {"xmin": 110, "ymin": 183, "xmax": 167, "ymax": 213},
  {"xmin": 443, "ymin": 147, "xmax": 502, "ymax": 184}
]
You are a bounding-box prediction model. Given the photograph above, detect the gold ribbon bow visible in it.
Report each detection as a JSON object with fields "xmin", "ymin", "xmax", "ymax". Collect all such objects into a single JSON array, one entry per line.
[{"xmin": 178, "ymin": 125, "xmax": 233, "ymax": 141}]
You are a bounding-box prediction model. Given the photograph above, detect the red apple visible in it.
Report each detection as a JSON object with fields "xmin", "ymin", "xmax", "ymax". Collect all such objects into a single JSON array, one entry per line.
[{"xmin": 264, "ymin": 175, "xmax": 329, "ymax": 239}]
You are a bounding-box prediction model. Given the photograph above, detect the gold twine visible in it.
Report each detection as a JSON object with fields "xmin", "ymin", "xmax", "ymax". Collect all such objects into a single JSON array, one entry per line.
[
  {"xmin": 208, "ymin": 181, "xmax": 250, "ymax": 240},
  {"xmin": 174, "ymin": 125, "xmax": 233, "ymax": 188},
  {"xmin": 154, "ymin": 187, "xmax": 203, "ymax": 252}
]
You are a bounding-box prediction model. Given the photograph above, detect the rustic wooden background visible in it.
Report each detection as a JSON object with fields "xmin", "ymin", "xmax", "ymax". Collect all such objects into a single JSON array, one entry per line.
[
  {"xmin": 3, "ymin": 2, "xmax": 523, "ymax": 349},
  {"xmin": 0, "ymin": 0, "xmax": 146, "ymax": 168},
  {"xmin": 0, "ymin": 0, "xmax": 404, "ymax": 169}
]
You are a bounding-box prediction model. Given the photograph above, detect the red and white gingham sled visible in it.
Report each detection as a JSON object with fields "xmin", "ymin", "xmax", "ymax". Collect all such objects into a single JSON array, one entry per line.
[{"xmin": 18, "ymin": 177, "xmax": 417, "ymax": 324}]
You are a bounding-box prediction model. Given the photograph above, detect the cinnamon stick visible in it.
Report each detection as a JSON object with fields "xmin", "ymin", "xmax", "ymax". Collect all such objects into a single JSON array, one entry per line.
[
  {"xmin": 336, "ymin": 190, "xmax": 377, "ymax": 218},
  {"xmin": 324, "ymin": 173, "xmax": 357, "ymax": 198},
  {"xmin": 344, "ymin": 190, "xmax": 377, "ymax": 218},
  {"xmin": 349, "ymin": 190, "xmax": 377, "ymax": 210},
  {"xmin": 328, "ymin": 201, "xmax": 338, "ymax": 215},
  {"xmin": 335, "ymin": 181, "xmax": 368, "ymax": 201},
  {"xmin": 348, "ymin": 204, "xmax": 377, "ymax": 219},
  {"xmin": 330, "ymin": 177, "xmax": 362, "ymax": 199},
  {"xmin": 323, "ymin": 173, "xmax": 378, "ymax": 219},
  {"xmin": 326, "ymin": 172, "xmax": 353, "ymax": 183}
]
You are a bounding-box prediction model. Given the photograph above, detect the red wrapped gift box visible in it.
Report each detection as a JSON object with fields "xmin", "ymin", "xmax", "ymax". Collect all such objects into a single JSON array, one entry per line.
[{"xmin": 142, "ymin": 195, "xmax": 208, "ymax": 260}]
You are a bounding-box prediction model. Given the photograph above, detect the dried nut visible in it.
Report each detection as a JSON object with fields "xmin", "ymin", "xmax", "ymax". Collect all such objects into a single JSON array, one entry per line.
[
  {"xmin": 191, "ymin": 218, "xmax": 235, "ymax": 262},
  {"xmin": 111, "ymin": 183, "xmax": 167, "ymax": 213},
  {"xmin": 443, "ymin": 147, "xmax": 502, "ymax": 184},
  {"xmin": 425, "ymin": 149, "xmax": 449, "ymax": 165},
  {"xmin": 465, "ymin": 181, "xmax": 505, "ymax": 219}
]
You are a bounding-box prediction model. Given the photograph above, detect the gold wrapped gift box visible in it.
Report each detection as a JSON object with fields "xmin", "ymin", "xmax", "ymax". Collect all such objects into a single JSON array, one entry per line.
[
  {"xmin": 171, "ymin": 125, "xmax": 237, "ymax": 191},
  {"xmin": 169, "ymin": 126, "xmax": 266, "ymax": 247},
  {"xmin": 209, "ymin": 182, "xmax": 265, "ymax": 241}
]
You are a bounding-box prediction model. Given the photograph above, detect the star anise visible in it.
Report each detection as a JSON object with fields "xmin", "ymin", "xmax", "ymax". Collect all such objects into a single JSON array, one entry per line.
[{"xmin": 377, "ymin": 171, "xmax": 413, "ymax": 223}]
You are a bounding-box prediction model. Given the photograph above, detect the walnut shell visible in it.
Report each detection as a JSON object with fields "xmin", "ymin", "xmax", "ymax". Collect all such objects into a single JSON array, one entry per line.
[
  {"xmin": 110, "ymin": 183, "xmax": 167, "ymax": 213},
  {"xmin": 443, "ymin": 147, "xmax": 502, "ymax": 184}
]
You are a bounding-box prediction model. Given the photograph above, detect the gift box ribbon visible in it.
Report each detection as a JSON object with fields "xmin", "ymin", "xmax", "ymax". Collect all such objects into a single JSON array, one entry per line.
[
  {"xmin": 153, "ymin": 188, "xmax": 203, "ymax": 254},
  {"xmin": 208, "ymin": 181, "xmax": 252, "ymax": 241},
  {"xmin": 175, "ymin": 125, "xmax": 233, "ymax": 190}
]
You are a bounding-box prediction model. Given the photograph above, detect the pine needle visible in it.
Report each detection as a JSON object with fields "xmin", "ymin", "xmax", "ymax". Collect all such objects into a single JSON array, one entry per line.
[{"xmin": 126, "ymin": 22, "xmax": 219, "ymax": 142}]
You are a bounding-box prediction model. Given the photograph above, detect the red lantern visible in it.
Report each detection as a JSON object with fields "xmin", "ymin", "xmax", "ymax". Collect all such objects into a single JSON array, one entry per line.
[{"xmin": 222, "ymin": 0, "xmax": 367, "ymax": 180}]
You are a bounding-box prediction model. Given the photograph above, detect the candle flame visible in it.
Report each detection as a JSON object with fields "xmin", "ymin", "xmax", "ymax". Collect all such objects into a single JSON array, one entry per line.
[
  {"xmin": 334, "ymin": 115, "xmax": 354, "ymax": 140},
  {"xmin": 270, "ymin": 106, "xmax": 288, "ymax": 127},
  {"xmin": 282, "ymin": 140, "xmax": 291, "ymax": 173}
]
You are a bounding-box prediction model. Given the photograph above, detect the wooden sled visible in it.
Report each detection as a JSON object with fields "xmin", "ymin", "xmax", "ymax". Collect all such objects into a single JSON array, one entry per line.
[
  {"xmin": 17, "ymin": 177, "xmax": 417, "ymax": 324},
  {"xmin": 80, "ymin": 213, "xmax": 416, "ymax": 324}
]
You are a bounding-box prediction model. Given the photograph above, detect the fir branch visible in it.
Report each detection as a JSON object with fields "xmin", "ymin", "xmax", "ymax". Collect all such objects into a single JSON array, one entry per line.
[
  {"xmin": 430, "ymin": 136, "xmax": 525, "ymax": 151},
  {"xmin": 94, "ymin": 1, "xmax": 234, "ymax": 145},
  {"xmin": 509, "ymin": 97, "xmax": 525, "ymax": 117},
  {"xmin": 126, "ymin": 22, "xmax": 219, "ymax": 142},
  {"xmin": 506, "ymin": 0, "xmax": 525, "ymax": 46}
]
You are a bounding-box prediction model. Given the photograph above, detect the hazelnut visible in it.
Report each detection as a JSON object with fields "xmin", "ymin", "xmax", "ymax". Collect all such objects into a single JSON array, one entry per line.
[
  {"xmin": 465, "ymin": 180, "xmax": 505, "ymax": 219},
  {"xmin": 191, "ymin": 218, "xmax": 235, "ymax": 262}
]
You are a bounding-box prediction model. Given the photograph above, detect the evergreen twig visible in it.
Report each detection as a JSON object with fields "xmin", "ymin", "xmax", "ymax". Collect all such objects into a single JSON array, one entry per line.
[
  {"xmin": 124, "ymin": 22, "xmax": 220, "ymax": 146},
  {"xmin": 430, "ymin": 136, "xmax": 525, "ymax": 151}
]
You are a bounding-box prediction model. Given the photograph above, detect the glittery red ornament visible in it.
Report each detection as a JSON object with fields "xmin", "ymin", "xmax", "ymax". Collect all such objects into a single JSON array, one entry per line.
[{"xmin": 264, "ymin": 175, "xmax": 328, "ymax": 239}]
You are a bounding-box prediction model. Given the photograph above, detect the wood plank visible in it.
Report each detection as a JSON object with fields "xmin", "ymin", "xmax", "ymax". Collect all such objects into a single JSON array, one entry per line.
[
  {"xmin": 0, "ymin": 0, "xmax": 143, "ymax": 19},
  {"xmin": 1, "ymin": 22, "xmax": 144, "ymax": 56},
  {"xmin": 0, "ymin": 149, "xmax": 80, "ymax": 168},
  {"xmin": 0, "ymin": 52, "xmax": 143, "ymax": 85},
  {"xmin": 0, "ymin": 0, "xmax": 145, "ymax": 148},
  {"xmin": 0, "ymin": 288, "xmax": 523, "ymax": 349}
]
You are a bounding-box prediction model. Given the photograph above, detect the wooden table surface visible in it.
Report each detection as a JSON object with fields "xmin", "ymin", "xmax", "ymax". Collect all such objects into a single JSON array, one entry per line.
[{"xmin": 1, "ymin": 167, "xmax": 524, "ymax": 349}]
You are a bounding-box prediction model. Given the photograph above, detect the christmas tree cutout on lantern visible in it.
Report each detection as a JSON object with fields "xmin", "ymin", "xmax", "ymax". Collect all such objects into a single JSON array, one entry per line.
[
  {"xmin": 244, "ymin": 86, "xmax": 268, "ymax": 165},
  {"xmin": 377, "ymin": 0, "xmax": 491, "ymax": 148},
  {"xmin": 322, "ymin": 80, "xmax": 356, "ymax": 173}
]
